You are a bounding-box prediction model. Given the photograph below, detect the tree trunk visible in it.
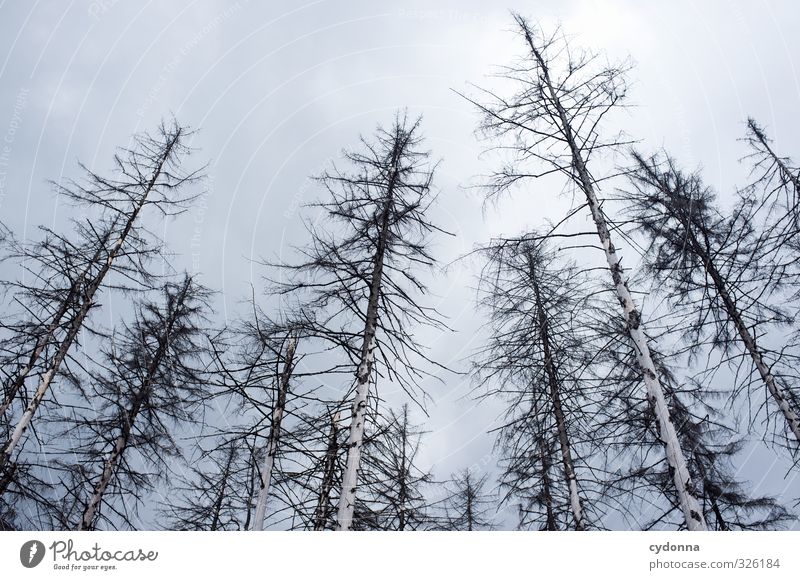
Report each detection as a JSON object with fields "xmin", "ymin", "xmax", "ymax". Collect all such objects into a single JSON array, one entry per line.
[
  {"xmin": 536, "ymin": 425, "xmax": 557, "ymax": 531},
  {"xmin": 313, "ymin": 411, "xmax": 341, "ymax": 531},
  {"xmin": 0, "ymin": 134, "xmax": 179, "ymax": 472},
  {"xmin": 78, "ymin": 425, "xmax": 132, "ymax": 530},
  {"xmin": 748, "ymin": 121, "xmax": 800, "ymax": 196},
  {"xmin": 683, "ymin": 224, "xmax": 800, "ymax": 444},
  {"xmin": 251, "ymin": 333, "xmax": 298, "ymax": 531},
  {"xmin": 397, "ymin": 406, "xmax": 408, "ymax": 531},
  {"xmin": 336, "ymin": 145, "xmax": 401, "ymax": 531},
  {"xmin": 465, "ymin": 474, "xmax": 474, "ymax": 531},
  {"xmin": 0, "ymin": 234, "xmax": 111, "ymax": 417},
  {"xmin": 519, "ymin": 23, "xmax": 706, "ymax": 530},
  {"xmin": 527, "ymin": 250, "xmax": 585, "ymax": 530},
  {"xmin": 77, "ymin": 277, "xmax": 190, "ymax": 530},
  {"xmin": 210, "ymin": 446, "xmax": 236, "ymax": 531}
]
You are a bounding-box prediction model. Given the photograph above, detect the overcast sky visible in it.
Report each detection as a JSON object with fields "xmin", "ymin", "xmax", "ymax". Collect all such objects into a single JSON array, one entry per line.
[{"xmin": 1, "ymin": 0, "xmax": 798, "ymax": 529}]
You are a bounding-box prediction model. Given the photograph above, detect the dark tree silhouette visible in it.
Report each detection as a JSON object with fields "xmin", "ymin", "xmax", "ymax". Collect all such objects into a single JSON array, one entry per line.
[
  {"xmin": 285, "ymin": 402, "xmax": 433, "ymax": 532},
  {"xmin": 354, "ymin": 404, "xmax": 433, "ymax": 531},
  {"xmin": 597, "ymin": 320, "xmax": 794, "ymax": 530},
  {"xmin": 310, "ymin": 408, "xmax": 344, "ymax": 531},
  {"xmin": 268, "ymin": 112, "xmax": 449, "ymax": 530},
  {"xmin": 464, "ymin": 14, "xmax": 706, "ymax": 529},
  {"xmin": 161, "ymin": 437, "xmax": 258, "ymax": 531},
  {"xmin": 471, "ymin": 236, "xmax": 599, "ymax": 530},
  {"xmin": 49, "ymin": 275, "xmax": 212, "ymax": 530},
  {"xmin": 206, "ymin": 316, "xmax": 302, "ymax": 531},
  {"xmin": 433, "ymin": 468, "xmax": 495, "ymax": 531},
  {"xmin": 623, "ymin": 151, "xmax": 800, "ymax": 447},
  {"xmin": 0, "ymin": 120, "xmax": 200, "ymax": 480},
  {"xmin": 742, "ymin": 118, "xmax": 800, "ymax": 244}
]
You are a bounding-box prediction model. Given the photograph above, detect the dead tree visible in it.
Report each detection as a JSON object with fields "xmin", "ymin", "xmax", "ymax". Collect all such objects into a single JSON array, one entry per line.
[
  {"xmin": 286, "ymin": 402, "xmax": 433, "ymax": 532},
  {"xmin": 269, "ymin": 112, "xmax": 449, "ymax": 530},
  {"xmin": 742, "ymin": 118, "xmax": 800, "ymax": 242},
  {"xmin": 623, "ymin": 151, "xmax": 800, "ymax": 447},
  {"xmin": 207, "ymin": 322, "xmax": 300, "ymax": 531},
  {"xmin": 597, "ymin": 320, "xmax": 793, "ymax": 530},
  {"xmin": 311, "ymin": 408, "xmax": 344, "ymax": 530},
  {"xmin": 50, "ymin": 275, "xmax": 211, "ymax": 530},
  {"xmin": 204, "ymin": 298, "xmax": 359, "ymax": 531},
  {"xmin": 432, "ymin": 469, "xmax": 495, "ymax": 531},
  {"xmin": 465, "ymin": 15, "xmax": 706, "ymax": 529},
  {"xmin": 161, "ymin": 437, "xmax": 258, "ymax": 531},
  {"xmin": 355, "ymin": 404, "xmax": 433, "ymax": 531},
  {"xmin": 208, "ymin": 317, "xmax": 301, "ymax": 531},
  {"xmin": 0, "ymin": 120, "xmax": 199, "ymax": 480},
  {"xmin": 471, "ymin": 236, "xmax": 596, "ymax": 530},
  {"xmin": 250, "ymin": 331, "xmax": 297, "ymax": 529},
  {"xmin": 264, "ymin": 403, "xmax": 348, "ymax": 532}
]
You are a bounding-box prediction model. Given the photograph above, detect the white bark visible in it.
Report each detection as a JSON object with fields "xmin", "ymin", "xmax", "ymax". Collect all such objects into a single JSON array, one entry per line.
[
  {"xmin": 0, "ymin": 225, "xmax": 115, "ymax": 418},
  {"xmin": 336, "ymin": 334, "xmax": 377, "ymax": 530},
  {"xmin": 518, "ymin": 22, "xmax": 706, "ymax": 530},
  {"xmin": 741, "ymin": 128, "xmax": 800, "ymax": 442},
  {"xmin": 752, "ymin": 351, "xmax": 800, "ymax": 443},
  {"xmin": 336, "ymin": 157, "xmax": 398, "ymax": 530},
  {"xmin": 79, "ymin": 433, "xmax": 126, "ymax": 530},
  {"xmin": 528, "ymin": 251, "xmax": 585, "ymax": 530},
  {"xmin": 251, "ymin": 333, "xmax": 297, "ymax": 531},
  {"xmin": 2, "ymin": 298, "xmax": 90, "ymax": 468},
  {"xmin": 585, "ymin": 181, "xmax": 705, "ymax": 530}
]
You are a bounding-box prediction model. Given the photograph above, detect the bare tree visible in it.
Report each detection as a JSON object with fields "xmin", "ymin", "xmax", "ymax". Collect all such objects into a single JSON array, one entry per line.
[
  {"xmin": 465, "ymin": 15, "xmax": 706, "ymax": 529},
  {"xmin": 161, "ymin": 437, "xmax": 258, "ymax": 531},
  {"xmin": 249, "ymin": 331, "xmax": 297, "ymax": 529},
  {"xmin": 742, "ymin": 118, "xmax": 800, "ymax": 243},
  {"xmin": 311, "ymin": 408, "xmax": 344, "ymax": 530},
  {"xmin": 269, "ymin": 112, "xmax": 449, "ymax": 530},
  {"xmin": 285, "ymin": 402, "xmax": 434, "ymax": 532},
  {"xmin": 0, "ymin": 120, "xmax": 200, "ymax": 480},
  {"xmin": 597, "ymin": 321, "xmax": 793, "ymax": 530},
  {"xmin": 355, "ymin": 404, "xmax": 433, "ymax": 531},
  {"xmin": 204, "ymin": 299, "xmax": 360, "ymax": 531},
  {"xmin": 623, "ymin": 151, "xmax": 800, "ymax": 447},
  {"xmin": 433, "ymin": 468, "xmax": 495, "ymax": 531},
  {"xmin": 471, "ymin": 236, "xmax": 598, "ymax": 530},
  {"xmin": 260, "ymin": 403, "xmax": 349, "ymax": 532},
  {"xmin": 49, "ymin": 275, "xmax": 211, "ymax": 530},
  {"xmin": 208, "ymin": 320, "xmax": 303, "ymax": 531}
]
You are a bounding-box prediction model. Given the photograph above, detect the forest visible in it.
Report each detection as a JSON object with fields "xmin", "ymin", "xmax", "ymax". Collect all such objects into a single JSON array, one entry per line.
[{"xmin": 0, "ymin": 13, "xmax": 798, "ymax": 532}]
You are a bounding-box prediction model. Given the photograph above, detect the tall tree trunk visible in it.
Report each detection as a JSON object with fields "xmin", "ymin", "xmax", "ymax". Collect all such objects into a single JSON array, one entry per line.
[
  {"xmin": 251, "ymin": 332, "xmax": 298, "ymax": 531},
  {"xmin": 78, "ymin": 420, "xmax": 135, "ymax": 530},
  {"xmin": 527, "ymin": 250, "xmax": 585, "ymax": 530},
  {"xmin": 336, "ymin": 144, "xmax": 401, "ymax": 531},
  {"xmin": 518, "ymin": 21, "xmax": 706, "ymax": 530},
  {"xmin": 210, "ymin": 446, "xmax": 236, "ymax": 531},
  {"xmin": 77, "ymin": 277, "xmax": 190, "ymax": 530},
  {"xmin": 313, "ymin": 410, "xmax": 341, "ymax": 531},
  {"xmin": 536, "ymin": 419, "xmax": 557, "ymax": 531},
  {"xmin": 1, "ymin": 133, "xmax": 180, "ymax": 472},
  {"xmin": 465, "ymin": 473, "xmax": 474, "ymax": 531},
  {"xmin": 691, "ymin": 456, "xmax": 729, "ymax": 531},
  {"xmin": 681, "ymin": 221, "xmax": 800, "ymax": 444},
  {"xmin": 397, "ymin": 406, "xmax": 408, "ymax": 531}
]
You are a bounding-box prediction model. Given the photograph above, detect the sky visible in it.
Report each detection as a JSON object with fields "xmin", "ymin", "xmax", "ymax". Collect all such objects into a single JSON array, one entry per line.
[{"xmin": 0, "ymin": 0, "xmax": 799, "ymax": 529}]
